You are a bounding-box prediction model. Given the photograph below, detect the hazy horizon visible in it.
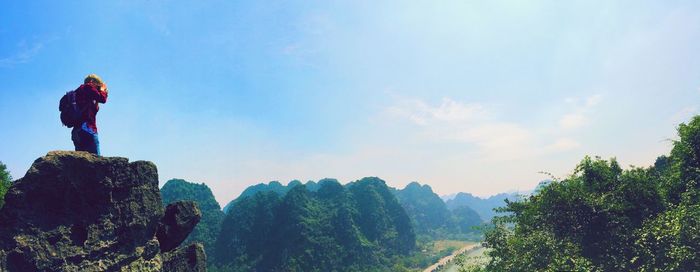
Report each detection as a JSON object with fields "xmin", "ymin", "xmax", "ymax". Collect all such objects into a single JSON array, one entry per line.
[{"xmin": 2, "ymin": 1, "xmax": 699, "ymax": 205}]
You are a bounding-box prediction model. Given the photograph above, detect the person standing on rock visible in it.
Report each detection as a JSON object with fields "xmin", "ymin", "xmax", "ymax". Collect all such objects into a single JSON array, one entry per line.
[{"xmin": 71, "ymin": 74, "xmax": 108, "ymax": 155}]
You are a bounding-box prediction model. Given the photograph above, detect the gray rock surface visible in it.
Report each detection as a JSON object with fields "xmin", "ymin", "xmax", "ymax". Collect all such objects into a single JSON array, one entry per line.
[{"xmin": 0, "ymin": 151, "xmax": 206, "ymax": 271}]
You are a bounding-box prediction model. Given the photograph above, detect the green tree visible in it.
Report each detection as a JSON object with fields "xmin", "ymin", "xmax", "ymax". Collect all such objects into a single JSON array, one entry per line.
[
  {"xmin": 0, "ymin": 161, "xmax": 12, "ymax": 209},
  {"xmin": 483, "ymin": 157, "xmax": 663, "ymax": 271},
  {"xmin": 665, "ymin": 116, "xmax": 700, "ymax": 205},
  {"xmin": 634, "ymin": 204, "xmax": 700, "ymax": 271},
  {"xmin": 478, "ymin": 115, "xmax": 700, "ymax": 271},
  {"xmin": 632, "ymin": 116, "xmax": 700, "ymax": 271}
]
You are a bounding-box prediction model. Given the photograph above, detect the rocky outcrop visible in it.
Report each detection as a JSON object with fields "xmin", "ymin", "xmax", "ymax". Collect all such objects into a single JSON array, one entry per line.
[
  {"xmin": 0, "ymin": 151, "xmax": 206, "ymax": 272},
  {"xmin": 162, "ymin": 243, "xmax": 207, "ymax": 272},
  {"xmin": 157, "ymin": 201, "xmax": 201, "ymax": 252}
]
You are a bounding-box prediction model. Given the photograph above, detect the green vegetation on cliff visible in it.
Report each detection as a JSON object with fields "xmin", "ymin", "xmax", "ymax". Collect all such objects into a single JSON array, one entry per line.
[
  {"xmin": 394, "ymin": 182, "xmax": 482, "ymax": 240},
  {"xmin": 472, "ymin": 116, "xmax": 700, "ymax": 272},
  {"xmin": 212, "ymin": 177, "xmax": 415, "ymax": 271},
  {"xmin": 394, "ymin": 182, "xmax": 453, "ymax": 236},
  {"xmin": 222, "ymin": 179, "xmax": 322, "ymax": 213}
]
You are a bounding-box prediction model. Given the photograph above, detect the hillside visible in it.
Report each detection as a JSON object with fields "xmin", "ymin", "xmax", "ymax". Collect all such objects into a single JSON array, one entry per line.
[
  {"xmin": 394, "ymin": 182, "xmax": 452, "ymax": 235},
  {"xmin": 212, "ymin": 177, "xmax": 415, "ymax": 271},
  {"xmin": 394, "ymin": 182, "xmax": 482, "ymax": 239}
]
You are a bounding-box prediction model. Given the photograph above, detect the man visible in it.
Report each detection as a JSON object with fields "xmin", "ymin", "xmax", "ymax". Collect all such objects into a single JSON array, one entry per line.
[{"xmin": 72, "ymin": 74, "xmax": 108, "ymax": 155}]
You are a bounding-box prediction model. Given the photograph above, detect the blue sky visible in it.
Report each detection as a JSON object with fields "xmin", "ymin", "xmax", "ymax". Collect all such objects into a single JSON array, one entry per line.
[{"xmin": 2, "ymin": 1, "xmax": 700, "ymax": 205}]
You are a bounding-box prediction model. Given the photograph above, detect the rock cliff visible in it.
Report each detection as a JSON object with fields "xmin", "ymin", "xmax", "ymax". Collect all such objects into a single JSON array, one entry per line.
[{"xmin": 0, "ymin": 151, "xmax": 206, "ymax": 271}]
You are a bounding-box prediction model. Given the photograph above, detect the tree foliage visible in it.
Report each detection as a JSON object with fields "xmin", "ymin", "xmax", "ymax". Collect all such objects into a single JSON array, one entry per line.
[
  {"xmin": 222, "ymin": 179, "xmax": 321, "ymax": 213},
  {"xmin": 0, "ymin": 161, "xmax": 12, "ymax": 209},
  {"xmin": 479, "ymin": 116, "xmax": 700, "ymax": 271}
]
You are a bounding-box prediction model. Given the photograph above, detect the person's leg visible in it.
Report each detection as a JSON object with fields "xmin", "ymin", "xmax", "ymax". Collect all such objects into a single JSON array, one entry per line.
[
  {"xmin": 80, "ymin": 123, "xmax": 100, "ymax": 155},
  {"xmin": 72, "ymin": 127, "xmax": 86, "ymax": 152},
  {"xmin": 91, "ymin": 133, "xmax": 100, "ymax": 156}
]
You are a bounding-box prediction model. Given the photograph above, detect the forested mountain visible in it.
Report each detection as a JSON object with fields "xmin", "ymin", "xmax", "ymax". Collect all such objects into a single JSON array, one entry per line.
[
  {"xmin": 440, "ymin": 193, "xmax": 458, "ymax": 202},
  {"xmin": 451, "ymin": 205, "xmax": 482, "ymax": 233},
  {"xmin": 212, "ymin": 177, "xmax": 415, "ymax": 272},
  {"xmin": 473, "ymin": 116, "xmax": 700, "ymax": 271},
  {"xmin": 222, "ymin": 179, "xmax": 324, "ymax": 213},
  {"xmin": 394, "ymin": 182, "xmax": 482, "ymax": 238},
  {"xmin": 446, "ymin": 192, "xmax": 521, "ymax": 222},
  {"xmin": 394, "ymin": 182, "xmax": 452, "ymax": 235},
  {"xmin": 160, "ymin": 179, "xmax": 225, "ymax": 260}
]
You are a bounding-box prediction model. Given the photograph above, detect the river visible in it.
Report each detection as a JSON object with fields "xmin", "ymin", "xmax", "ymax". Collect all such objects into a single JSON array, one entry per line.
[{"xmin": 422, "ymin": 244, "xmax": 479, "ymax": 272}]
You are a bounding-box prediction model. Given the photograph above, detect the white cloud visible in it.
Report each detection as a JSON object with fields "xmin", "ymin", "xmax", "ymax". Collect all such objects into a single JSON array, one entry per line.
[
  {"xmin": 0, "ymin": 41, "xmax": 44, "ymax": 67},
  {"xmin": 430, "ymin": 98, "xmax": 489, "ymax": 123},
  {"xmin": 454, "ymin": 123, "xmax": 536, "ymax": 161},
  {"xmin": 387, "ymin": 97, "xmax": 489, "ymax": 126},
  {"xmin": 585, "ymin": 94, "xmax": 603, "ymax": 107},
  {"xmin": 558, "ymin": 94, "xmax": 603, "ymax": 131},
  {"xmin": 559, "ymin": 113, "xmax": 587, "ymax": 130},
  {"xmin": 386, "ymin": 96, "xmax": 590, "ymax": 162},
  {"xmin": 387, "ymin": 97, "xmax": 540, "ymax": 161},
  {"xmin": 545, "ymin": 138, "xmax": 581, "ymax": 152}
]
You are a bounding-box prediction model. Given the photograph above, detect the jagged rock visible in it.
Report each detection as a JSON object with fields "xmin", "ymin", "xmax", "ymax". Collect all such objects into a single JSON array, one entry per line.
[
  {"xmin": 157, "ymin": 201, "xmax": 201, "ymax": 252},
  {"xmin": 0, "ymin": 151, "xmax": 206, "ymax": 271},
  {"xmin": 162, "ymin": 243, "xmax": 206, "ymax": 272}
]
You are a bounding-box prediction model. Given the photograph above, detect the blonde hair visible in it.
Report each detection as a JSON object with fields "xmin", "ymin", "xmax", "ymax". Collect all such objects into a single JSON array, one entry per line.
[{"xmin": 84, "ymin": 74, "xmax": 104, "ymax": 85}]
